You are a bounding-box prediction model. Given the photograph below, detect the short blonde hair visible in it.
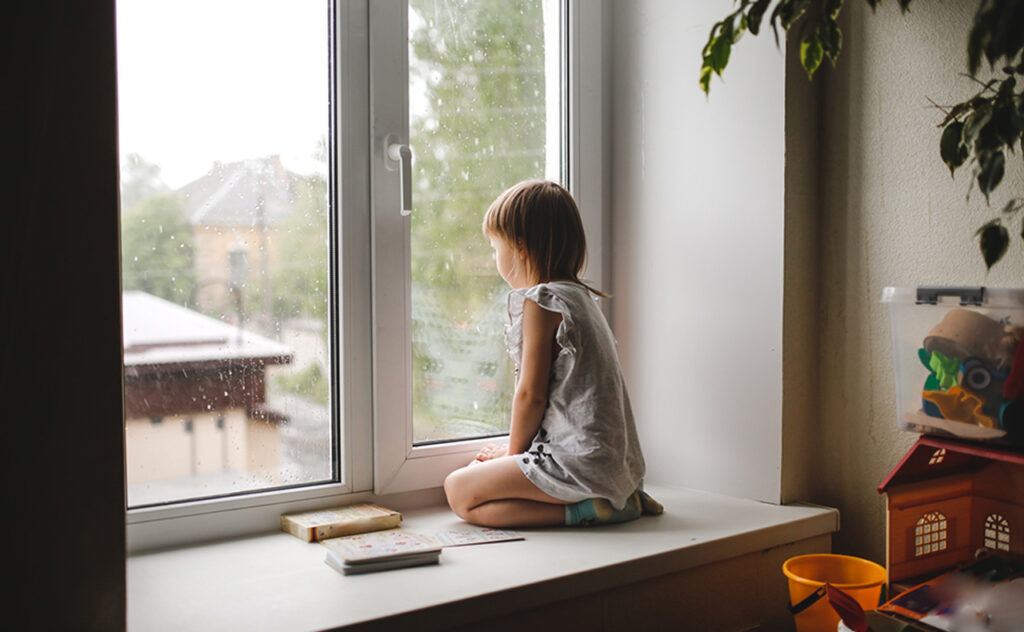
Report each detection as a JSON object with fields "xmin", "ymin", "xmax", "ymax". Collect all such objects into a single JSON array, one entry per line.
[{"xmin": 483, "ymin": 180, "xmax": 607, "ymax": 296}]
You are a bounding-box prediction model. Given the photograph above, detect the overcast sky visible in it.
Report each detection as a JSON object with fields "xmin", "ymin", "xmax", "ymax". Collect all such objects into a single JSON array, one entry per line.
[{"xmin": 116, "ymin": 0, "xmax": 328, "ymax": 188}]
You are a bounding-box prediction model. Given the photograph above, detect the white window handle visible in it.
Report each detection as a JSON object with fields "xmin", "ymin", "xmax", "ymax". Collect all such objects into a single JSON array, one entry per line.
[{"xmin": 387, "ymin": 142, "xmax": 413, "ymax": 216}]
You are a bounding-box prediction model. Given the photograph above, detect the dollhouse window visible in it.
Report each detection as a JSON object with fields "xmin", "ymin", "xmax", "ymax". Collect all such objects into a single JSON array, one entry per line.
[
  {"xmin": 984, "ymin": 514, "xmax": 1010, "ymax": 552},
  {"xmin": 914, "ymin": 512, "xmax": 948, "ymax": 557},
  {"xmin": 928, "ymin": 449, "xmax": 946, "ymax": 465}
]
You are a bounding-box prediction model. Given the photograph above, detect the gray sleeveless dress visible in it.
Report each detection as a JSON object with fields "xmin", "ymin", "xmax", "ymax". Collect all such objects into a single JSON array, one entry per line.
[{"xmin": 505, "ymin": 281, "xmax": 645, "ymax": 510}]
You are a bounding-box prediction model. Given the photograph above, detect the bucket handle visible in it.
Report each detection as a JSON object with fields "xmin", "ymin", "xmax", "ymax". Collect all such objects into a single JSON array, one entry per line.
[{"xmin": 788, "ymin": 584, "xmax": 827, "ymax": 615}]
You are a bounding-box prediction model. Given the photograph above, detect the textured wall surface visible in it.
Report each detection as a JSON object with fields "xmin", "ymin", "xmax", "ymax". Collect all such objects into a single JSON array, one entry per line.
[{"xmin": 816, "ymin": 0, "xmax": 1024, "ymax": 561}]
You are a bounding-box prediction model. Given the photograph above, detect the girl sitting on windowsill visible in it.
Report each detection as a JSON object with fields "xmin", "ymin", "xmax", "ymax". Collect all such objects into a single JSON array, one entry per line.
[{"xmin": 443, "ymin": 180, "xmax": 662, "ymax": 528}]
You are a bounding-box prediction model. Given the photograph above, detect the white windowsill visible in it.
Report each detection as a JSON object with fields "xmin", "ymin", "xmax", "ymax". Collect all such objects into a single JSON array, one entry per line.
[{"xmin": 127, "ymin": 485, "xmax": 838, "ymax": 631}]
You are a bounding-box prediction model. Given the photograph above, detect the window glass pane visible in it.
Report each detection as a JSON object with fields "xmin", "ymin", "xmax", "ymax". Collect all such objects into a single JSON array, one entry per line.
[
  {"xmin": 117, "ymin": 0, "xmax": 334, "ymax": 507},
  {"xmin": 409, "ymin": 0, "xmax": 564, "ymax": 444}
]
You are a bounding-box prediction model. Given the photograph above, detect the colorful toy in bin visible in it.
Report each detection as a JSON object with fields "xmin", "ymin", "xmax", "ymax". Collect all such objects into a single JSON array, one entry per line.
[{"xmin": 915, "ymin": 308, "xmax": 1023, "ymax": 439}]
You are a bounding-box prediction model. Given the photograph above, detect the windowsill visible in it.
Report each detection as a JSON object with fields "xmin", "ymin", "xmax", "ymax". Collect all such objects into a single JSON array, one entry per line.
[{"xmin": 127, "ymin": 485, "xmax": 838, "ymax": 631}]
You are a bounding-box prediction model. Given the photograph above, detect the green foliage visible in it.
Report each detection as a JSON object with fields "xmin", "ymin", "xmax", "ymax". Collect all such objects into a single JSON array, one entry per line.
[
  {"xmin": 269, "ymin": 173, "xmax": 329, "ymax": 323},
  {"xmin": 938, "ymin": 72, "xmax": 1021, "ymax": 205},
  {"xmin": 934, "ymin": 0, "xmax": 1024, "ymax": 268},
  {"xmin": 977, "ymin": 198, "xmax": 1024, "ymax": 269},
  {"xmin": 120, "ymin": 192, "xmax": 196, "ymax": 304},
  {"xmin": 976, "ymin": 218, "xmax": 1011, "ymax": 268},
  {"xmin": 966, "ymin": 0, "xmax": 1024, "ymax": 77},
  {"xmin": 701, "ymin": 0, "xmax": 1024, "ymax": 270},
  {"xmin": 408, "ymin": 0, "xmax": 549, "ymax": 311},
  {"xmin": 275, "ymin": 362, "xmax": 329, "ymax": 405},
  {"xmin": 407, "ymin": 0, "xmax": 549, "ymax": 433},
  {"xmin": 699, "ymin": 0, "xmax": 847, "ymax": 92},
  {"xmin": 120, "ymin": 153, "xmax": 170, "ymax": 210}
]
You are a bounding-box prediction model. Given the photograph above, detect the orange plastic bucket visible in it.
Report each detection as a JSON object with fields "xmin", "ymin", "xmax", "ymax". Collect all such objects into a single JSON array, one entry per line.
[{"xmin": 782, "ymin": 554, "xmax": 886, "ymax": 632}]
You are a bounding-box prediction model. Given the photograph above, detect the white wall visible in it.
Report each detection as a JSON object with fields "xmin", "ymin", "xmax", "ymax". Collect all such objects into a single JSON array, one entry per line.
[{"xmin": 609, "ymin": 0, "xmax": 789, "ymax": 503}]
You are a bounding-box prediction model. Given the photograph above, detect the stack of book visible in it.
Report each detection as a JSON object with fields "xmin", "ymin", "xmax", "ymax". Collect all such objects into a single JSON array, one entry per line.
[
  {"xmin": 322, "ymin": 529, "xmax": 443, "ymax": 575},
  {"xmin": 281, "ymin": 502, "xmax": 525, "ymax": 575},
  {"xmin": 280, "ymin": 503, "xmax": 402, "ymax": 542}
]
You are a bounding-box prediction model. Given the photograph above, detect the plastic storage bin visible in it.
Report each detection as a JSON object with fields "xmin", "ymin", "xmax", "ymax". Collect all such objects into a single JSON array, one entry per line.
[{"xmin": 882, "ymin": 287, "xmax": 1024, "ymax": 443}]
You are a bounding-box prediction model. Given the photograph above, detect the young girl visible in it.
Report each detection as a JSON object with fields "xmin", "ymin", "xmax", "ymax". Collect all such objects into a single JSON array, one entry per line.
[{"xmin": 443, "ymin": 180, "xmax": 661, "ymax": 528}]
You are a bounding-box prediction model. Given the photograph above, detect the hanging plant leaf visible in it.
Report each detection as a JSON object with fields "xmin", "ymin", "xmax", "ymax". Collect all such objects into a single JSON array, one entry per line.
[
  {"xmin": 820, "ymin": 18, "xmax": 843, "ymax": 65},
  {"xmin": 967, "ymin": 18, "xmax": 986, "ymax": 76},
  {"xmin": 710, "ymin": 35, "xmax": 732, "ymax": 76},
  {"xmin": 747, "ymin": 0, "xmax": 771, "ymax": 36},
  {"xmin": 938, "ymin": 101, "xmax": 971, "ymax": 127},
  {"xmin": 977, "ymin": 220, "xmax": 1010, "ymax": 269},
  {"xmin": 998, "ymin": 75, "xmax": 1017, "ymax": 98},
  {"xmin": 801, "ymin": 30, "xmax": 824, "ymax": 79},
  {"xmin": 699, "ymin": 63, "xmax": 714, "ymax": 94},
  {"xmin": 774, "ymin": 0, "xmax": 811, "ymax": 31},
  {"xmin": 824, "ymin": 0, "xmax": 844, "ymax": 19},
  {"xmin": 992, "ymin": 103, "xmax": 1022, "ymax": 150},
  {"xmin": 701, "ymin": 22, "xmax": 720, "ymax": 57},
  {"xmin": 977, "ymin": 150, "xmax": 1006, "ymax": 200},
  {"xmin": 940, "ymin": 121, "xmax": 966, "ymax": 175},
  {"xmin": 999, "ymin": 198, "xmax": 1023, "ymax": 215},
  {"xmin": 963, "ymin": 106, "xmax": 993, "ymax": 149}
]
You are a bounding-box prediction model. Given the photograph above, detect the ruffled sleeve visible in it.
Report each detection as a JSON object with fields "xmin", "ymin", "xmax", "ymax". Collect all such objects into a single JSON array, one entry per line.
[{"xmin": 504, "ymin": 283, "xmax": 577, "ymax": 365}]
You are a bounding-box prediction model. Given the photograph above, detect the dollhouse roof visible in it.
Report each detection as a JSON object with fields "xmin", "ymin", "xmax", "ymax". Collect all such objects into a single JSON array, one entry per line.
[{"xmin": 877, "ymin": 436, "xmax": 1024, "ymax": 493}]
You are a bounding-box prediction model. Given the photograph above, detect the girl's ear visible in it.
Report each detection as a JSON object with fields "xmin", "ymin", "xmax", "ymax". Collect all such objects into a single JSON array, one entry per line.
[{"xmin": 516, "ymin": 239, "xmax": 528, "ymax": 259}]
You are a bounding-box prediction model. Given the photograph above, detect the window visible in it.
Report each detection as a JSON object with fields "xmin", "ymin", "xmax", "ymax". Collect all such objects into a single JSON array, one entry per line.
[
  {"xmin": 120, "ymin": 0, "xmax": 601, "ymax": 547},
  {"xmin": 984, "ymin": 513, "xmax": 1010, "ymax": 552},
  {"xmin": 928, "ymin": 448, "xmax": 946, "ymax": 465},
  {"xmin": 914, "ymin": 512, "xmax": 949, "ymax": 557},
  {"xmin": 407, "ymin": 0, "xmax": 565, "ymax": 446},
  {"xmin": 117, "ymin": 0, "xmax": 336, "ymax": 508},
  {"xmin": 372, "ymin": 0, "xmax": 593, "ymax": 495}
]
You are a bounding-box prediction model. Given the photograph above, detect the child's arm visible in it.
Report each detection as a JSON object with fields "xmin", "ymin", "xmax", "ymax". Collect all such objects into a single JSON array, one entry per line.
[{"xmin": 508, "ymin": 298, "xmax": 562, "ymax": 455}]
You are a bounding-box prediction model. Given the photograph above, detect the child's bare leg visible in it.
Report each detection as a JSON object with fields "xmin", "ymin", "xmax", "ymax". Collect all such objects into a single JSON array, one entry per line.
[
  {"xmin": 459, "ymin": 498, "xmax": 565, "ymax": 528},
  {"xmin": 444, "ymin": 456, "xmax": 567, "ymax": 527}
]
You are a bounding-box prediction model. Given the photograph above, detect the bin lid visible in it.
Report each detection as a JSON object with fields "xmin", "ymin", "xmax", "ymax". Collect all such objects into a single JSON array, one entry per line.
[{"xmin": 881, "ymin": 286, "xmax": 1024, "ymax": 307}]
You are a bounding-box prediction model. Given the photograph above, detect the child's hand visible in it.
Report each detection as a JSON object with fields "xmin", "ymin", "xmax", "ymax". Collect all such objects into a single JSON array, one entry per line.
[{"xmin": 474, "ymin": 443, "xmax": 508, "ymax": 463}]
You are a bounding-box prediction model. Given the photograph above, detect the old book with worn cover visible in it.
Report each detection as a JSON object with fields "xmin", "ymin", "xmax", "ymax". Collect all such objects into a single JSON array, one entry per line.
[{"xmin": 280, "ymin": 503, "xmax": 402, "ymax": 542}]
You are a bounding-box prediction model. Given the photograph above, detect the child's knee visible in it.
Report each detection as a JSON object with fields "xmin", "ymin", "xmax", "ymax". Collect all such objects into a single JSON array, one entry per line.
[{"xmin": 443, "ymin": 467, "xmax": 470, "ymax": 516}]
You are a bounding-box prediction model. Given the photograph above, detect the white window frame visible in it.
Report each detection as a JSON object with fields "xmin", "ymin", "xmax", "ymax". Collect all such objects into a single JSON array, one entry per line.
[
  {"xmin": 371, "ymin": 0, "xmax": 606, "ymax": 495},
  {"xmin": 124, "ymin": 0, "xmax": 605, "ymax": 552}
]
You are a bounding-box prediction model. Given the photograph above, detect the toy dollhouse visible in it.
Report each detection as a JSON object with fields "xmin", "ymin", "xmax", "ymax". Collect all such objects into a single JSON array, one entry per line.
[{"xmin": 877, "ymin": 435, "xmax": 1024, "ymax": 586}]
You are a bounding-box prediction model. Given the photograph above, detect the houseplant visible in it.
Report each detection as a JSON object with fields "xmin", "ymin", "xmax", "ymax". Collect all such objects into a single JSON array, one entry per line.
[{"xmin": 700, "ymin": 0, "xmax": 1024, "ymax": 269}]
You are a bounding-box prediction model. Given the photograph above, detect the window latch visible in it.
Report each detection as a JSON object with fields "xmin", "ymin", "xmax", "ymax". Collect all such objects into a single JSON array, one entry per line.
[{"xmin": 385, "ymin": 140, "xmax": 413, "ymax": 216}]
